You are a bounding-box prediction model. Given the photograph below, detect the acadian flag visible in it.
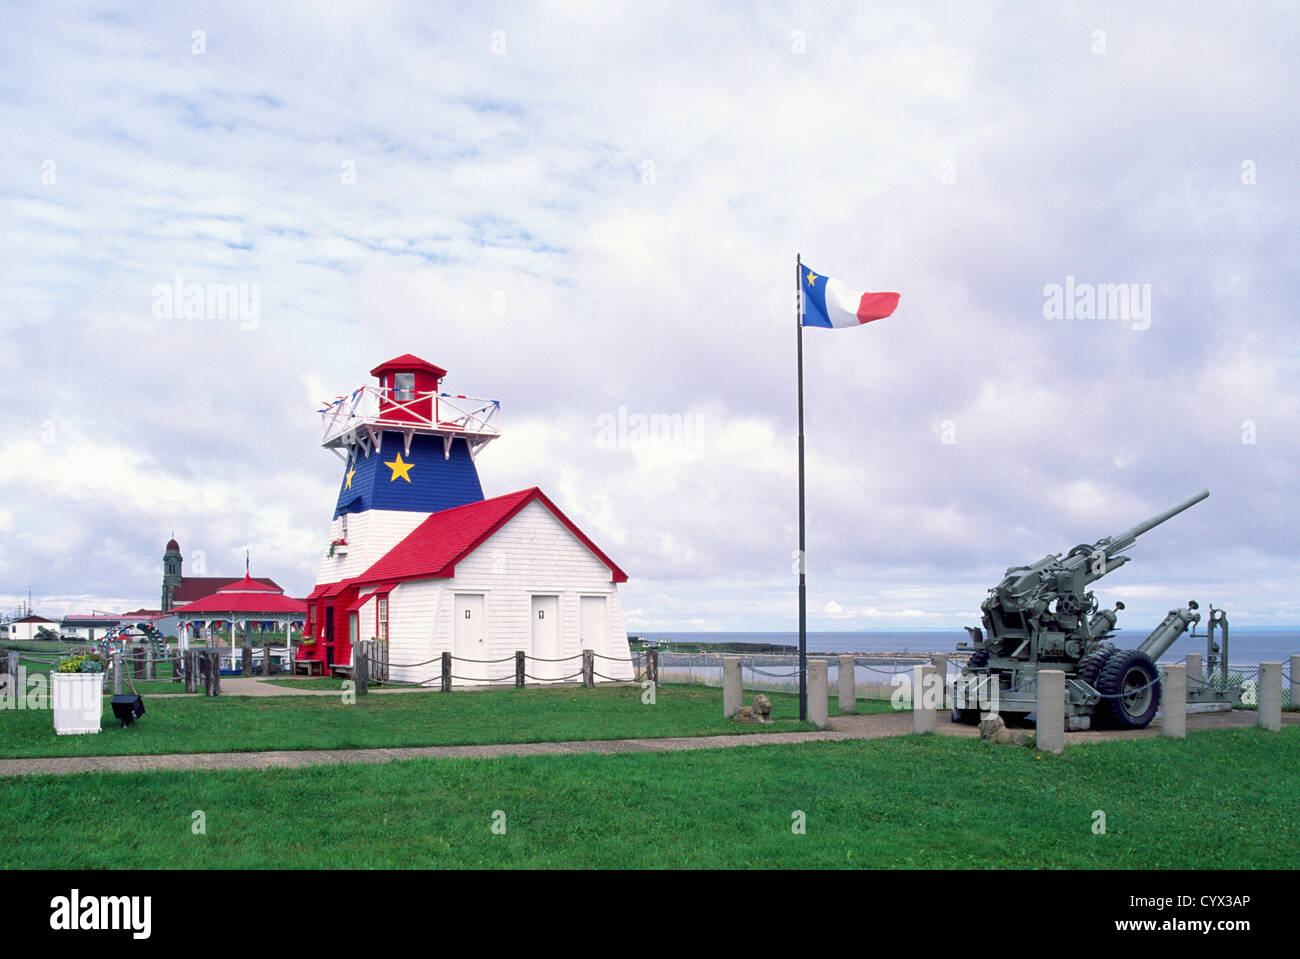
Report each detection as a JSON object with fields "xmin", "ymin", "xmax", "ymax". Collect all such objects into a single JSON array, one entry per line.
[{"xmin": 801, "ymin": 265, "xmax": 900, "ymax": 328}]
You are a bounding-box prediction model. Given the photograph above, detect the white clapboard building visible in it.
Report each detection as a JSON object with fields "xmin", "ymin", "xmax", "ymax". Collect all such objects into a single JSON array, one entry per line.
[{"xmin": 299, "ymin": 355, "xmax": 634, "ymax": 684}]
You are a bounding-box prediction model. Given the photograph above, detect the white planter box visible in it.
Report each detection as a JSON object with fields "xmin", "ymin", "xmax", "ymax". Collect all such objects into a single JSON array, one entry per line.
[{"xmin": 52, "ymin": 673, "xmax": 103, "ymax": 735}]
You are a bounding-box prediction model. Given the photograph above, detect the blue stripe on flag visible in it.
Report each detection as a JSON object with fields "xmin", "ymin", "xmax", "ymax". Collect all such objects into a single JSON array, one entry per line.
[{"xmin": 801, "ymin": 267, "xmax": 833, "ymax": 328}]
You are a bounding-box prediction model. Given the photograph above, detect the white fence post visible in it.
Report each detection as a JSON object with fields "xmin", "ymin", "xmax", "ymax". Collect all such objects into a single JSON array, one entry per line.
[
  {"xmin": 912, "ymin": 664, "xmax": 936, "ymax": 734},
  {"xmin": 837, "ymin": 655, "xmax": 856, "ymax": 714},
  {"xmin": 1162, "ymin": 664, "xmax": 1186, "ymax": 739},
  {"xmin": 1258, "ymin": 662, "xmax": 1282, "ymax": 732},
  {"xmin": 808, "ymin": 659, "xmax": 829, "ymax": 729},
  {"xmin": 1036, "ymin": 670, "xmax": 1065, "ymax": 754},
  {"xmin": 722, "ymin": 657, "xmax": 742, "ymax": 718}
]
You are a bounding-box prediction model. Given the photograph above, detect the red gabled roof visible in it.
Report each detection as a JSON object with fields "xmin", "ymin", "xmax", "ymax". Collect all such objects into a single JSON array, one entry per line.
[
  {"xmin": 174, "ymin": 592, "xmax": 307, "ymax": 616},
  {"xmin": 12, "ymin": 614, "xmax": 56, "ymax": 624},
  {"xmin": 213, "ymin": 575, "xmax": 281, "ymax": 594},
  {"xmin": 352, "ymin": 488, "xmax": 628, "ymax": 586},
  {"xmin": 175, "ymin": 575, "xmax": 303, "ymax": 615},
  {"xmin": 305, "ymin": 580, "xmax": 354, "ymax": 602},
  {"xmin": 171, "ymin": 576, "xmax": 280, "ymax": 603},
  {"xmin": 369, "ymin": 354, "xmax": 448, "ymax": 379}
]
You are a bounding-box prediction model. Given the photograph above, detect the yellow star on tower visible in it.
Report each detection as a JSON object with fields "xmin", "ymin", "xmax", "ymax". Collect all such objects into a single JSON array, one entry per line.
[
  {"xmin": 344, "ymin": 467, "xmax": 356, "ymax": 490},
  {"xmin": 384, "ymin": 452, "xmax": 414, "ymax": 483}
]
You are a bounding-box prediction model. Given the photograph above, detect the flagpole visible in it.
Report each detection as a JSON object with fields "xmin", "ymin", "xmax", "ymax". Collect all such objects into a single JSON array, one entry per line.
[{"xmin": 796, "ymin": 254, "xmax": 807, "ymax": 722}]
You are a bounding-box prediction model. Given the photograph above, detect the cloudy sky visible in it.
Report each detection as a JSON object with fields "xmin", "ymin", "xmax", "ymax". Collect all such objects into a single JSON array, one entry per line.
[{"xmin": 2, "ymin": 1, "xmax": 1297, "ymax": 630}]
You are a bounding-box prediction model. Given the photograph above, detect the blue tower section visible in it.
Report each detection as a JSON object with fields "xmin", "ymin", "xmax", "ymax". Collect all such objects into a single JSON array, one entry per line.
[{"xmin": 334, "ymin": 432, "xmax": 484, "ymax": 519}]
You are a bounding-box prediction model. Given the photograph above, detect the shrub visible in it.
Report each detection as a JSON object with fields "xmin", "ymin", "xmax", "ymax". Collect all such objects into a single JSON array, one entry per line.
[{"xmin": 57, "ymin": 653, "xmax": 107, "ymax": 674}]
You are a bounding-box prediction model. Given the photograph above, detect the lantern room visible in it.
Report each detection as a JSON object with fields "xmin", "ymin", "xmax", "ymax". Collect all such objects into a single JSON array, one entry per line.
[
  {"xmin": 319, "ymin": 354, "xmax": 502, "ymax": 461},
  {"xmin": 370, "ymin": 354, "xmax": 446, "ymax": 425}
]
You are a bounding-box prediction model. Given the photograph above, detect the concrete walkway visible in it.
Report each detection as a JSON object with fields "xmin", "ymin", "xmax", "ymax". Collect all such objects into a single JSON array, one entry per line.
[{"xmin": 1, "ymin": 709, "xmax": 1292, "ymax": 778}]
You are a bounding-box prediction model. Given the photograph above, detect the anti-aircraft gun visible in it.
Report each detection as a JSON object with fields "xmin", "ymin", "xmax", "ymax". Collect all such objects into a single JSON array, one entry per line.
[{"xmin": 955, "ymin": 489, "xmax": 1238, "ymax": 730}]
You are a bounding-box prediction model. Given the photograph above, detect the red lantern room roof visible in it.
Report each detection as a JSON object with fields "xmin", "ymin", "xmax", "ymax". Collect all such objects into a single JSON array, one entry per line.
[
  {"xmin": 166, "ymin": 538, "xmax": 180, "ymax": 552},
  {"xmin": 369, "ymin": 355, "xmax": 448, "ymax": 380}
]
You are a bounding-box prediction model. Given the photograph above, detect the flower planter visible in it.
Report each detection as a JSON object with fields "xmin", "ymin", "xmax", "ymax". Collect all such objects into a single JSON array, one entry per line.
[{"xmin": 52, "ymin": 673, "xmax": 103, "ymax": 735}]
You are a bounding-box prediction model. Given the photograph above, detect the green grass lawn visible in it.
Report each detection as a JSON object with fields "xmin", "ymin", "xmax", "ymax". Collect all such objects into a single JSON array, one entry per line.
[
  {"xmin": 0, "ymin": 685, "xmax": 885, "ymax": 759},
  {"xmin": 0, "ymin": 727, "xmax": 1292, "ymax": 869}
]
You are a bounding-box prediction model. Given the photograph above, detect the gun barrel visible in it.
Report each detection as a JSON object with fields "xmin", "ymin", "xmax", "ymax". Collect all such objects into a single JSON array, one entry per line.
[{"xmin": 1108, "ymin": 489, "xmax": 1209, "ymax": 551}]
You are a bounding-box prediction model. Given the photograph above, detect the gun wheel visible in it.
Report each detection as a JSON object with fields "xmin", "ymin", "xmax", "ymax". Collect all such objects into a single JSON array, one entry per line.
[
  {"xmin": 1095, "ymin": 649, "xmax": 1161, "ymax": 729},
  {"xmin": 1075, "ymin": 642, "xmax": 1116, "ymax": 690},
  {"xmin": 951, "ymin": 650, "xmax": 989, "ymax": 724}
]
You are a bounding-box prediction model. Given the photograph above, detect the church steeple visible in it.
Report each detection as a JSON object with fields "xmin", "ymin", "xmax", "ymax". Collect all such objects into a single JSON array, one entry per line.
[{"xmin": 162, "ymin": 535, "xmax": 183, "ymax": 611}]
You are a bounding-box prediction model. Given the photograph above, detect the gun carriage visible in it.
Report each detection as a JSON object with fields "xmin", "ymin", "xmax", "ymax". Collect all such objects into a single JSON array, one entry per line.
[{"xmin": 955, "ymin": 489, "xmax": 1240, "ymax": 730}]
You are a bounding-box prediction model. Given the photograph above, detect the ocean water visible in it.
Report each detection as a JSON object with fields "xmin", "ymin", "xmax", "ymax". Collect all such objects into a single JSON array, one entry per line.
[{"xmin": 637, "ymin": 629, "xmax": 1300, "ymax": 666}]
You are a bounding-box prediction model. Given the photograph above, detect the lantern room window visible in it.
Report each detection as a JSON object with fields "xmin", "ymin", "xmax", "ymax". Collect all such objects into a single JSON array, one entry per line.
[{"xmin": 393, "ymin": 373, "xmax": 415, "ymax": 401}]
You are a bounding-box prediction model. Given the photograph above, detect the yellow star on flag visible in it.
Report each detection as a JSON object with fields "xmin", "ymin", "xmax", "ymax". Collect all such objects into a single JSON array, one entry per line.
[
  {"xmin": 806, "ymin": 270, "xmax": 818, "ymax": 287},
  {"xmin": 344, "ymin": 467, "xmax": 356, "ymax": 490},
  {"xmin": 384, "ymin": 452, "xmax": 414, "ymax": 483}
]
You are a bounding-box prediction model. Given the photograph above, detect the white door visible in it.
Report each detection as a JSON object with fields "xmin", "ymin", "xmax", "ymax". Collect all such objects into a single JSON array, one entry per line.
[
  {"xmin": 531, "ymin": 595, "xmax": 560, "ymax": 681},
  {"xmin": 453, "ymin": 594, "xmax": 486, "ymax": 682},
  {"xmin": 579, "ymin": 596, "xmax": 607, "ymax": 657}
]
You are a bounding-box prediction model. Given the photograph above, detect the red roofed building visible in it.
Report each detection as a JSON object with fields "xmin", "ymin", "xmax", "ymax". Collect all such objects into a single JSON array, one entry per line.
[
  {"xmin": 302, "ymin": 356, "xmax": 634, "ymax": 684},
  {"xmin": 174, "ymin": 576, "xmax": 307, "ymax": 652},
  {"xmin": 8, "ymin": 613, "xmax": 58, "ymax": 641},
  {"xmin": 160, "ymin": 536, "xmax": 281, "ymax": 612}
]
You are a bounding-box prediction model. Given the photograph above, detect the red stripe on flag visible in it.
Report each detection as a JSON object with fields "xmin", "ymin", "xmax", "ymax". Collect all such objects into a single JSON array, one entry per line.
[{"xmin": 857, "ymin": 292, "xmax": 900, "ymax": 323}]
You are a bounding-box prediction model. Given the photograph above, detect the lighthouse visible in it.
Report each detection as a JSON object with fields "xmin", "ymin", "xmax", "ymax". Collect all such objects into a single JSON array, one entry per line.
[{"xmin": 302, "ymin": 355, "xmax": 634, "ymax": 684}]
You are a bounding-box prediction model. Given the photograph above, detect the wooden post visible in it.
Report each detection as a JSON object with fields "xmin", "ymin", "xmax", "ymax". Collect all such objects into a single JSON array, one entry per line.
[
  {"xmin": 146, "ymin": 647, "xmax": 156, "ymax": 680},
  {"xmin": 183, "ymin": 650, "xmax": 197, "ymax": 693},
  {"xmin": 441, "ymin": 651, "xmax": 452, "ymax": 692},
  {"xmin": 3, "ymin": 650, "xmax": 20, "ymax": 690},
  {"xmin": 113, "ymin": 651, "xmax": 123, "ymax": 695},
  {"xmin": 354, "ymin": 640, "xmax": 369, "ymax": 695},
  {"xmin": 582, "ymin": 649, "xmax": 594, "ymax": 688},
  {"xmin": 515, "ymin": 651, "xmax": 525, "ymax": 688},
  {"xmin": 262, "ymin": 635, "xmax": 273, "ymax": 676},
  {"xmin": 646, "ymin": 648, "xmax": 659, "ymax": 686},
  {"xmin": 241, "ymin": 644, "xmax": 252, "ymax": 677},
  {"xmin": 204, "ymin": 651, "xmax": 221, "ymax": 697}
]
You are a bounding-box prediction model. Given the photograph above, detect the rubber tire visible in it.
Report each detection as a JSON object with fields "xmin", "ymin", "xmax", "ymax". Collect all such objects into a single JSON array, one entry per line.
[
  {"xmin": 1075, "ymin": 642, "xmax": 1116, "ymax": 690},
  {"xmin": 951, "ymin": 650, "xmax": 989, "ymax": 724},
  {"xmin": 1095, "ymin": 649, "xmax": 1161, "ymax": 729}
]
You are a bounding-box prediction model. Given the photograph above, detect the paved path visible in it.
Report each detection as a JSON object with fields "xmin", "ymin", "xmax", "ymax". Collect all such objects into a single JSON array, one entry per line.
[{"xmin": 1, "ymin": 709, "xmax": 1292, "ymax": 778}]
